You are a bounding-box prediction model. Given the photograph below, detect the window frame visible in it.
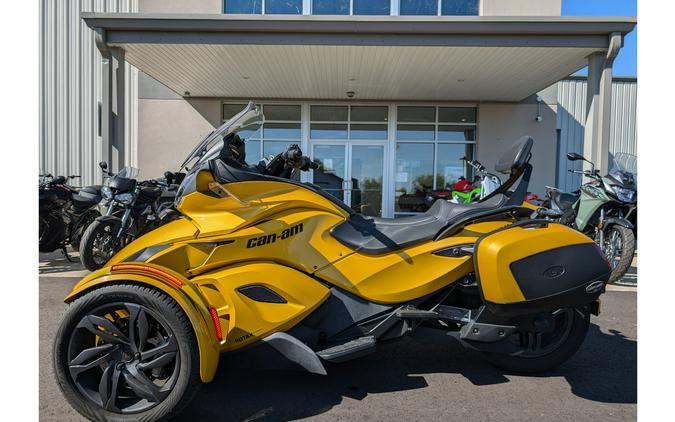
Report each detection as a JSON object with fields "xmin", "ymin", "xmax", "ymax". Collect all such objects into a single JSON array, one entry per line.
[
  {"xmin": 224, "ymin": 0, "xmax": 484, "ymax": 16},
  {"xmin": 310, "ymin": 104, "xmax": 389, "ymax": 141}
]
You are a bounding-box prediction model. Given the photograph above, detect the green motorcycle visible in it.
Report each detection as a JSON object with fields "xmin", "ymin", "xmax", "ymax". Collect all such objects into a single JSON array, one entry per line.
[{"xmin": 535, "ymin": 152, "xmax": 637, "ymax": 283}]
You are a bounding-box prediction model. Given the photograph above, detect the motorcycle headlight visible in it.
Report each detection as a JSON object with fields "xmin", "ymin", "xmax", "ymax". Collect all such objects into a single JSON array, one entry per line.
[
  {"xmin": 101, "ymin": 186, "xmax": 112, "ymax": 199},
  {"xmin": 613, "ymin": 187, "xmax": 636, "ymax": 203},
  {"xmin": 114, "ymin": 192, "xmax": 136, "ymax": 205}
]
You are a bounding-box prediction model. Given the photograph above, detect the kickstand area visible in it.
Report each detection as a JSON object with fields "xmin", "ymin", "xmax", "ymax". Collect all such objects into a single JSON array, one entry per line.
[{"xmin": 61, "ymin": 246, "xmax": 76, "ymax": 263}]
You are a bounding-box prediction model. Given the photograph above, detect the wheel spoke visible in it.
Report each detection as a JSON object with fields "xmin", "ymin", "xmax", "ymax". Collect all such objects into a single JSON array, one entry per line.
[
  {"xmin": 123, "ymin": 366, "xmax": 167, "ymax": 402},
  {"xmin": 137, "ymin": 352, "xmax": 176, "ymax": 371},
  {"xmin": 140, "ymin": 336, "xmax": 177, "ymax": 361},
  {"xmin": 98, "ymin": 365, "xmax": 113, "ymax": 408},
  {"xmin": 77, "ymin": 315, "xmax": 130, "ymax": 345},
  {"xmin": 125, "ymin": 304, "xmax": 150, "ymax": 352},
  {"xmin": 69, "ymin": 351, "xmax": 114, "ymax": 378},
  {"xmin": 70, "ymin": 343, "xmax": 115, "ymax": 366}
]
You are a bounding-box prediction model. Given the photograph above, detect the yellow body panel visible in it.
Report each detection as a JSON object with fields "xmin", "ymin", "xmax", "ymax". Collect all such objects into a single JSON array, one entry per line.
[
  {"xmin": 476, "ymin": 223, "xmax": 594, "ymax": 304},
  {"xmin": 316, "ymin": 221, "xmax": 509, "ymax": 303}
]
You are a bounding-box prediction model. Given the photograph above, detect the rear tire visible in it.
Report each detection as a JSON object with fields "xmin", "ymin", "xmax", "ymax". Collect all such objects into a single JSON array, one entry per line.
[
  {"xmin": 79, "ymin": 220, "xmax": 117, "ymax": 271},
  {"xmin": 53, "ymin": 284, "xmax": 201, "ymax": 422},
  {"xmin": 484, "ymin": 306, "xmax": 590, "ymax": 373}
]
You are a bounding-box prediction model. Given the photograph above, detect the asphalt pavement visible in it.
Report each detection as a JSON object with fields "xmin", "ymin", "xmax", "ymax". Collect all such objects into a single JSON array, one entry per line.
[{"xmin": 39, "ymin": 251, "xmax": 637, "ymax": 422}]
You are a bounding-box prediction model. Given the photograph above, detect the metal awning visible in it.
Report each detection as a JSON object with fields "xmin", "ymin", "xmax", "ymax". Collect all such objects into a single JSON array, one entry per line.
[{"xmin": 84, "ymin": 13, "xmax": 635, "ymax": 102}]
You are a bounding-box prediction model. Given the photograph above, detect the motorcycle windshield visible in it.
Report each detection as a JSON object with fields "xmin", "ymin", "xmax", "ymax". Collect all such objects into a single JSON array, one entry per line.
[
  {"xmin": 608, "ymin": 153, "xmax": 637, "ymax": 186},
  {"xmin": 116, "ymin": 166, "xmax": 140, "ymax": 179},
  {"xmin": 180, "ymin": 101, "xmax": 262, "ymax": 172}
]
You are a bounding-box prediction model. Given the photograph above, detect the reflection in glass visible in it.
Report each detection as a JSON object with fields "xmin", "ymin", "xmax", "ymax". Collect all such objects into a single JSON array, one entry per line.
[
  {"xmin": 311, "ymin": 124, "xmax": 348, "ymax": 139},
  {"xmin": 313, "ymin": 0, "xmax": 349, "ymax": 14},
  {"xmin": 396, "ymin": 124, "xmax": 435, "ymax": 141},
  {"xmin": 438, "ymin": 107, "xmax": 477, "ymax": 123},
  {"xmin": 398, "ymin": 106, "xmax": 435, "ymax": 122},
  {"xmin": 311, "ymin": 105, "xmax": 348, "ymax": 121},
  {"xmin": 353, "ymin": 0, "xmax": 390, "ymax": 15},
  {"xmin": 400, "ymin": 0, "xmax": 438, "ymax": 15},
  {"xmin": 350, "ymin": 106, "xmax": 388, "ymax": 122},
  {"xmin": 224, "ymin": 0, "xmax": 262, "ymax": 14},
  {"xmin": 437, "ymin": 126, "xmax": 475, "ymax": 142},
  {"xmin": 312, "ymin": 144, "xmax": 346, "ymax": 201},
  {"xmin": 441, "ymin": 0, "xmax": 479, "ymax": 16},
  {"xmin": 245, "ymin": 140, "xmax": 261, "ymax": 163},
  {"xmin": 350, "ymin": 124, "xmax": 388, "ymax": 140},
  {"xmin": 263, "ymin": 123, "xmax": 301, "ymax": 139},
  {"xmin": 263, "ymin": 104, "xmax": 301, "ymax": 121},
  {"xmin": 351, "ymin": 145, "xmax": 384, "ymax": 216},
  {"xmin": 265, "ymin": 0, "xmax": 302, "ymax": 14},
  {"xmin": 395, "ymin": 143, "xmax": 434, "ymax": 213},
  {"xmin": 435, "ymin": 143, "xmax": 475, "ymax": 189},
  {"xmin": 263, "ymin": 140, "xmax": 291, "ymax": 158}
]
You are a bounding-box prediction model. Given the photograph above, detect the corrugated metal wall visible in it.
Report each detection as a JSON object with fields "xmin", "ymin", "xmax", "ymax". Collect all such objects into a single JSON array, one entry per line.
[
  {"xmin": 556, "ymin": 77, "xmax": 637, "ymax": 191},
  {"xmin": 40, "ymin": 0, "xmax": 138, "ymax": 187}
]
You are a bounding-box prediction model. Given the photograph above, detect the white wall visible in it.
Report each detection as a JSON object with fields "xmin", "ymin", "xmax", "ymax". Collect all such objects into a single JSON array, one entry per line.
[
  {"xmin": 482, "ymin": 0, "xmax": 561, "ymax": 16},
  {"xmin": 477, "ymin": 102, "xmax": 558, "ymax": 196}
]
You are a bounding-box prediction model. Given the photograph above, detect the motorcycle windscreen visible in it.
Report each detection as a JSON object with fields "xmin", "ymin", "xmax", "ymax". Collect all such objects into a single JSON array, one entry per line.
[{"xmin": 474, "ymin": 221, "xmax": 611, "ymax": 317}]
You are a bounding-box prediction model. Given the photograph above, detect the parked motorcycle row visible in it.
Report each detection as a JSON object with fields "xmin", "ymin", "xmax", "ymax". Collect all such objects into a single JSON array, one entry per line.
[{"xmin": 39, "ymin": 162, "xmax": 183, "ymax": 271}]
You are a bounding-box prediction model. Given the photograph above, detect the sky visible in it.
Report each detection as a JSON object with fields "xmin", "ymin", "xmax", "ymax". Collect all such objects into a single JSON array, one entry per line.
[{"xmin": 562, "ymin": 0, "xmax": 637, "ymax": 77}]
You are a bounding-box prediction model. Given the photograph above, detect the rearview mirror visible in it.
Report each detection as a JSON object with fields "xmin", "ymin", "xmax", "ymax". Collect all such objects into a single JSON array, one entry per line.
[
  {"xmin": 99, "ymin": 161, "xmax": 108, "ymax": 170},
  {"xmin": 566, "ymin": 152, "xmax": 585, "ymax": 161}
]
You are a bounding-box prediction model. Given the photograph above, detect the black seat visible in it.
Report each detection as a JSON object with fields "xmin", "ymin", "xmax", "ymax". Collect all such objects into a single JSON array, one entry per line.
[{"xmin": 330, "ymin": 194, "xmax": 507, "ymax": 255}]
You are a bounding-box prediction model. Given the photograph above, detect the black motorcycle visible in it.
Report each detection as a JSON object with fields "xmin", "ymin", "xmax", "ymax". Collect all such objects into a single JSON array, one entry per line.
[
  {"xmin": 39, "ymin": 174, "xmax": 102, "ymax": 258},
  {"xmin": 78, "ymin": 164, "xmax": 177, "ymax": 271}
]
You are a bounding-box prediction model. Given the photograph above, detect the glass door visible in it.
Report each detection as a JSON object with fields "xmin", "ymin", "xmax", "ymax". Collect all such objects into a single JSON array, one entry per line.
[{"xmin": 311, "ymin": 142, "xmax": 385, "ymax": 217}]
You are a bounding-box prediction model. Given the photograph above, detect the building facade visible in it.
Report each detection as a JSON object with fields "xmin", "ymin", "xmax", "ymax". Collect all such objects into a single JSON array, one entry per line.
[{"xmin": 40, "ymin": 0, "xmax": 636, "ymax": 218}]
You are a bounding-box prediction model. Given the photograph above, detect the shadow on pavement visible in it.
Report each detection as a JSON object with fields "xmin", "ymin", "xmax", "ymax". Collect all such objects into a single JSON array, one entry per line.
[
  {"xmin": 177, "ymin": 322, "xmax": 636, "ymax": 421},
  {"xmin": 39, "ymin": 250, "xmax": 85, "ymax": 275}
]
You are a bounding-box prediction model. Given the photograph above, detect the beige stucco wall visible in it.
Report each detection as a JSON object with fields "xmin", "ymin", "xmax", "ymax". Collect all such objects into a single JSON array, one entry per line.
[
  {"xmin": 137, "ymin": 98, "xmax": 221, "ymax": 179},
  {"xmin": 139, "ymin": 0, "xmax": 221, "ymax": 13},
  {"xmin": 476, "ymin": 102, "xmax": 558, "ymax": 196},
  {"xmin": 482, "ymin": 0, "xmax": 561, "ymax": 16}
]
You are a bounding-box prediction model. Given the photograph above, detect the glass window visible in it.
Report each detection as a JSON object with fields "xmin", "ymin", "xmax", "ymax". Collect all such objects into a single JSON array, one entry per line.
[
  {"xmin": 435, "ymin": 143, "xmax": 475, "ymax": 189},
  {"xmin": 438, "ymin": 107, "xmax": 477, "ymax": 123},
  {"xmin": 353, "ymin": 0, "xmax": 390, "ymax": 15},
  {"xmin": 223, "ymin": 103, "xmax": 248, "ymax": 119},
  {"xmin": 350, "ymin": 124, "xmax": 388, "ymax": 140},
  {"xmin": 311, "ymin": 105, "xmax": 348, "ymax": 121},
  {"xmin": 224, "ymin": 0, "xmax": 262, "ymax": 14},
  {"xmin": 263, "ymin": 123, "xmax": 301, "ymax": 139},
  {"xmin": 265, "ymin": 0, "xmax": 302, "ymax": 14},
  {"xmin": 311, "ymin": 124, "xmax": 348, "ymax": 139},
  {"xmin": 441, "ymin": 0, "xmax": 479, "ymax": 16},
  {"xmin": 263, "ymin": 104, "xmax": 301, "ymax": 121},
  {"xmin": 313, "ymin": 0, "xmax": 349, "ymax": 15},
  {"xmin": 437, "ymin": 126, "xmax": 475, "ymax": 141},
  {"xmin": 398, "ymin": 106, "xmax": 436, "ymax": 122},
  {"xmin": 245, "ymin": 139, "xmax": 262, "ymax": 162},
  {"xmin": 396, "ymin": 124, "xmax": 435, "ymax": 141},
  {"xmin": 400, "ymin": 0, "xmax": 438, "ymax": 16},
  {"xmin": 351, "ymin": 106, "xmax": 388, "ymax": 122},
  {"xmin": 263, "ymin": 140, "xmax": 292, "ymax": 158},
  {"xmin": 395, "ymin": 143, "xmax": 434, "ymax": 213}
]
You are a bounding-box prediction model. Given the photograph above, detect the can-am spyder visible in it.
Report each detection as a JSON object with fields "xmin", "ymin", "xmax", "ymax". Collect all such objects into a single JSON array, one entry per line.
[{"xmin": 54, "ymin": 103, "xmax": 612, "ymax": 422}]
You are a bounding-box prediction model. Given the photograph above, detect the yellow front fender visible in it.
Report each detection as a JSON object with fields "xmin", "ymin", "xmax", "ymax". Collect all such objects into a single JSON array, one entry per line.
[{"xmin": 64, "ymin": 264, "xmax": 221, "ymax": 383}]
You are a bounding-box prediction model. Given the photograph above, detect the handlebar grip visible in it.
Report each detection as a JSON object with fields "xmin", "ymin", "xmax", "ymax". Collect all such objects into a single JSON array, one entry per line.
[{"xmin": 309, "ymin": 160, "xmax": 319, "ymax": 170}]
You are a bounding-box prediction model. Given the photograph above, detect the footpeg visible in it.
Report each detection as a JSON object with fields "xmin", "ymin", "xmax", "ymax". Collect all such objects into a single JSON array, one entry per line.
[{"xmin": 316, "ymin": 336, "xmax": 376, "ymax": 363}]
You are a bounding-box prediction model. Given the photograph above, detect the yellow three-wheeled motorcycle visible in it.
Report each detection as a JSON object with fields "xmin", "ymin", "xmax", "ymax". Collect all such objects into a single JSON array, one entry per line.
[{"xmin": 53, "ymin": 103, "xmax": 610, "ymax": 421}]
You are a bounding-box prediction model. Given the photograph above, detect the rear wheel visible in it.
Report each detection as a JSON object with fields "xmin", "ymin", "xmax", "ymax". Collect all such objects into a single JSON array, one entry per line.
[
  {"xmin": 484, "ymin": 306, "xmax": 590, "ymax": 373},
  {"xmin": 53, "ymin": 284, "xmax": 201, "ymax": 422},
  {"xmin": 599, "ymin": 225, "xmax": 635, "ymax": 283}
]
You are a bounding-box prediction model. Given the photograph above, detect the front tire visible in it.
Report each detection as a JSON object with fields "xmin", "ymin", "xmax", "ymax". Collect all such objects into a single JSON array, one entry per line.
[
  {"xmin": 601, "ymin": 225, "xmax": 636, "ymax": 283},
  {"xmin": 53, "ymin": 284, "xmax": 201, "ymax": 422},
  {"xmin": 80, "ymin": 220, "xmax": 118, "ymax": 271},
  {"xmin": 484, "ymin": 306, "xmax": 590, "ymax": 373}
]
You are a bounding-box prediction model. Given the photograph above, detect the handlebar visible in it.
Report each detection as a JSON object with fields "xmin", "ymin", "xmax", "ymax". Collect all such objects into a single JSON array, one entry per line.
[{"xmin": 568, "ymin": 169, "xmax": 601, "ymax": 179}]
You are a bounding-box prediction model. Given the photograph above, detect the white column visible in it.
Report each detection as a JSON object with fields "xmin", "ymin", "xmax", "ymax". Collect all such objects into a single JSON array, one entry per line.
[{"xmin": 111, "ymin": 47, "xmax": 126, "ymax": 171}]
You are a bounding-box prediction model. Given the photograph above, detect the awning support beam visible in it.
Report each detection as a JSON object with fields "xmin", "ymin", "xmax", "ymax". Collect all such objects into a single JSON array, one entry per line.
[
  {"xmin": 96, "ymin": 28, "xmax": 125, "ymax": 172},
  {"xmin": 583, "ymin": 32, "xmax": 623, "ymax": 174}
]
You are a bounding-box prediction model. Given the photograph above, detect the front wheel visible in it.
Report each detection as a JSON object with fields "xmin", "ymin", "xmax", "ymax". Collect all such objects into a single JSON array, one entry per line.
[
  {"xmin": 598, "ymin": 225, "xmax": 636, "ymax": 283},
  {"xmin": 53, "ymin": 284, "xmax": 201, "ymax": 422},
  {"xmin": 79, "ymin": 220, "xmax": 120, "ymax": 271},
  {"xmin": 484, "ymin": 306, "xmax": 590, "ymax": 373}
]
